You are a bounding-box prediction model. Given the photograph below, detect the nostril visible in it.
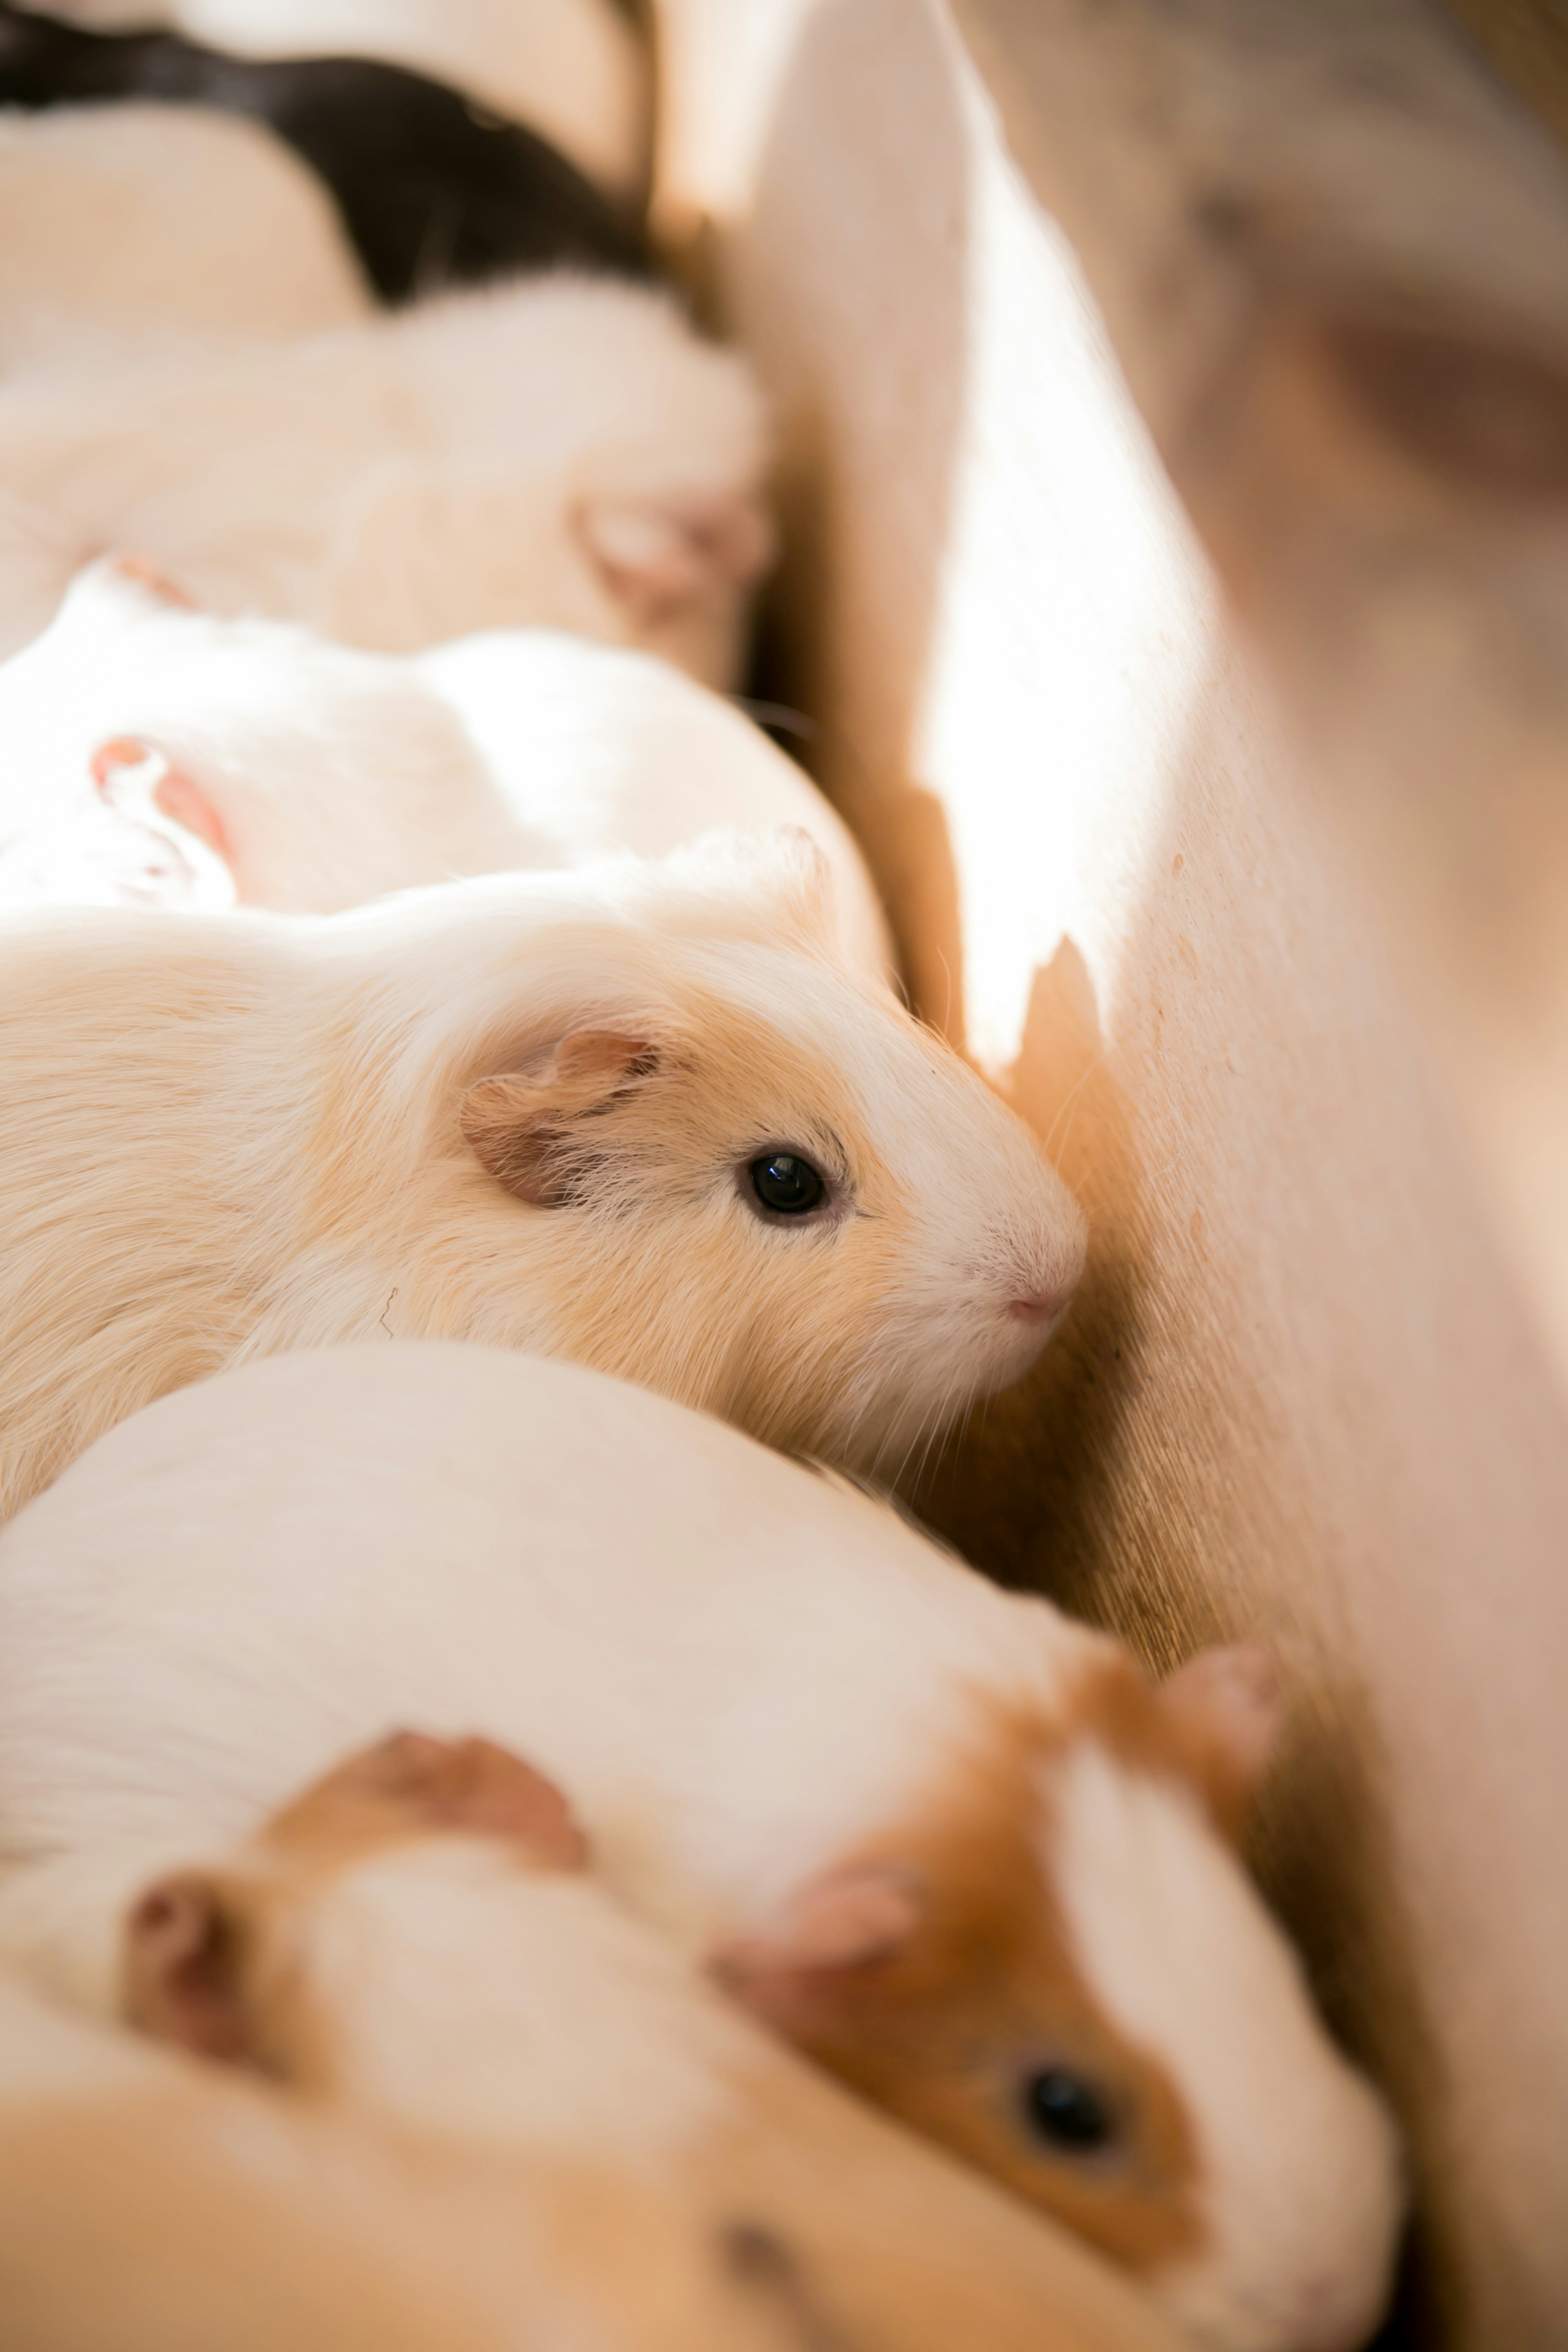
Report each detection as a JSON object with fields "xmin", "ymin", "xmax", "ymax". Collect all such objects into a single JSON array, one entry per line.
[{"xmin": 1010, "ymin": 1290, "xmax": 1064, "ymax": 1327}]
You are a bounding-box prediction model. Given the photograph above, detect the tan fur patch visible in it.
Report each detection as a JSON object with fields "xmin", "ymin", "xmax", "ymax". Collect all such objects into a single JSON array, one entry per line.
[{"xmin": 719, "ymin": 1690, "xmax": 1206, "ymax": 2278}]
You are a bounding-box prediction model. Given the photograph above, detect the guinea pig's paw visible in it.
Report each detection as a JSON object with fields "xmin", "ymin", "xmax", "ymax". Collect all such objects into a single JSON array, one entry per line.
[
  {"xmin": 576, "ymin": 486, "xmax": 776, "ymax": 624},
  {"xmin": 91, "ymin": 738, "xmax": 229, "ymax": 861},
  {"xmin": 460, "ymin": 1029, "xmax": 662, "ymax": 1206},
  {"xmin": 262, "ymin": 1731, "xmax": 589, "ymax": 1875}
]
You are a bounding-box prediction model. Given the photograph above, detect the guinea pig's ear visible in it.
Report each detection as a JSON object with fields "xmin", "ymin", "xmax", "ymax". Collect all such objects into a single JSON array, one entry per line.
[
  {"xmin": 1159, "ymin": 1643, "xmax": 1284, "ymax": 1836},
  {"xmin": 710, "ymin": 1864, "xmax": 924, "ymax": 2035},
  {"xmin": 460, "ymin": 1029, "xmax": 661, "ymax": 1206},
  {"xmin": 577, "ymin": 487, "xmax": 774, "ymax": 626},
  {"xmin": 91, "ymin": 737, "xmax": 229, "ymax": 860},
  {"xmin": 267, "ymin": 1730, "xmax": 589, "ymax": 1873},
  {"xmin": 122, "ymin": 1870, "xmax": 257, "ymax": 2067}
]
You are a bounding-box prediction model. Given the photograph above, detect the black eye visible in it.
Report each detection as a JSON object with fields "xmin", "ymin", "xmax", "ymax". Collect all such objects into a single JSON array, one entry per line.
[
  {"xmin": 748, "ymin": 1153, "xmax": 827, "ymax": 1217},
  {"xmin": 1022, "ymin": 2068, "xmax": 1118, "ymax": 2155}
]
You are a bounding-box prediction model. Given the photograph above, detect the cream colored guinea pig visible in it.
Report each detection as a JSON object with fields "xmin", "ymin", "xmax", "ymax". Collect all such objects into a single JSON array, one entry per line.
[
  {"xmin": 0, "ymin": 834, "xmax": 1082, "ymax": 1517},
  {"xmin": 0, "ymin": 1344, "xmax": 1403, "ymax": 2352},
  {"xmin": 0, "ymin": 557, "xmax": 893, "ymax": 980},
  {"xmin": 28, "ymin": 0, "xmax": 651, "ymax": 197},
  {"xmin": 0, "ymin": 273, "xmax": 771, "ymax": 684},
  {"xmin": 111, "ymin": 1729, "xmax": 1190, "ymax": 2352},
  {"xmin": 0, "ymin": 103, "xmax": 371, "ymax": 347}
]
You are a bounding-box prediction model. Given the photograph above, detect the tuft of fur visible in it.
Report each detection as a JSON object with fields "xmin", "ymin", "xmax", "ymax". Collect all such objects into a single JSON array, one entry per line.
[
  {"xmin": 0, "ymin": 560, "xmax": 894, "ymax": 976},
  {"xmin": 0, "ymin": 273, "xmax": 772, "ymax": 684},
  {"xmin": 0, "ymin": 102, "xmax": 371, "ymax": 347},
  {"xmin": 0, "ymin": 1345, "xmax": 1401, "ymax": 2352},
  {"xmin": 0, "ymin": 843, "xmax": 1082, "ymax": 1515}
]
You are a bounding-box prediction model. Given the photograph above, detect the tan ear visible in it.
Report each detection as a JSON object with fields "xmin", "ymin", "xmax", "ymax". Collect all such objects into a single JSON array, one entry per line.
[
  {"xmin": 711, "ymin": 1865, "xmax": 924, "ymax": 2035},
  {"xmin": 577, "ymin": 487, "xmax": 774, "ymax": 624},
  {"xmin": 267, "ymin": 1730, "xmax": 588, "ymax": 1872},
  {"xmin": 90, "ymin": 736, "xmax": 229, "ymax": 860},
  {"xmin": 1160, "ymin": 1642, "xmax": 1284, "ymax": 1831},
  {"xmin": 122, "ymin": 1871, "xmax": 256, "ymax": 2066},
  {"xmin": 460, "ymin": 1028, "xmax": 660, "ymax": 1206}
]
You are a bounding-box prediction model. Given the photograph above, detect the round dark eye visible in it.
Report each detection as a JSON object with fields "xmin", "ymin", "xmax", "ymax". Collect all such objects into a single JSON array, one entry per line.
[
  {"xmin": 1022, "ymin": 2068, "xmax": 1118, "ymax": 2154},
  {"xmin": 748, "ymin": 1153, "xmax": 826, "ymax": 1217}
]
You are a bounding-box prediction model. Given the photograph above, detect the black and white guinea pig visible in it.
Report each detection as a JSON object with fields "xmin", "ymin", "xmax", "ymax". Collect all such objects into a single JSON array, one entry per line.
[
  {"xmin": 0, "ymin": 558, "xmax": 894, "ymax": 981},
  {"xmin": 0, "ymin": 102, "xmax": 372, "ymax": 343},
  {"xmin": 0, "ymin": 831, "xmax": 1085, "ymax": 1514},
  {"xmin": 0, "ymin": 1, "xmax": 650, "ymax": 299},
  {"xmin": 8, "ymin": 0, "xmax": 650, "ymax": 197},
  {"xmin": 0, "ymin": 1344, "xmax": 1404, "ymax": 2352},
  {"xmin": 0, "ymin": 272, "xmax": 771, "ymax": 684}
]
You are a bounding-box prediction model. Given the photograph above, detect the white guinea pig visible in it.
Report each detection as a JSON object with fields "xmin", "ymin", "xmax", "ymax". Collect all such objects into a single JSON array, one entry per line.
[
  {"xmin": 0, "ymin": 102, "xmax": 371, "ymax": 347},
  {"xmin": 0, "ymin": 1344, "xmax": 1403, "ymax": 2352},
  {"xmin": 0, "ymin": 557, "xmax": 894, "ymax": 980},
  {"xmin": 29, "ymin": 0, "xmax": 651, "ymax": 197},
  {"xmin": 109, "ymin": 1730, "xmax": 1187, "ymax": 2352},
  {"xmin": 0, "ymin": 832, "xmax": 1083, "ymax": 1516},
  {"xmin": 0, "ymin": 272, "xmax": 771, "ymax": 683}
]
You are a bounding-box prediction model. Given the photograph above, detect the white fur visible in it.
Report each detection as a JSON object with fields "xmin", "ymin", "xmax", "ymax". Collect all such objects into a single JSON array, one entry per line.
[
  {"xmin": 0, "ymin": 274, "xmax": 772, "ymax": 684},
  {"xmin": 30, "ymin": 0, "xmax": 652, "ymax": 194},
  {"xmin": 1052, "ymin": 1748, "xmax": 1404, "ymax": 2352},
  {"xmin": 0, "ymin": 560, "xmax": 893, "ymax": 977},
  {"xmin": 0, "ymin": 844, "xmax": 1082, "ymax": 1514},
  {"xmin": 0, "ymin": 105, "xmax": 371, "ymax": 348},
  {"xmin": 0, "ymin": 1343, "xmax": 1400, "ymax": 2352}
]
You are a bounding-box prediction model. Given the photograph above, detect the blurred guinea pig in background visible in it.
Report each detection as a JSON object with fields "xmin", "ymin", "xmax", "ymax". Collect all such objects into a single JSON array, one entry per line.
[
  {"xmin": 0, "ymin": 270, "xmax": 771, "ymax": 683},
  {"xmin": 0, "ymin": 557, "xmax": 894, "ymax": 979},
  {"xmin": 0, "ymin": 103, "xmax": 372, "ymax": 344},
  {"xmin": 0, "ymin": 834, "xmax": 1084, "ymax": 1513},
  {"xmin": 0, "ymin": 1344, "xmax": 1404, "ymax": 2352},
  {"xmin": 115, "ymin": 1727, "xmax": 1192, "ymax": 2352},
  {"xmin": 0, "ymin": 0, "xmax": 650, "ymax": 205},
  {"xmin": 0, "ymin": 0, "xmax": 651, "ymax": 301}
]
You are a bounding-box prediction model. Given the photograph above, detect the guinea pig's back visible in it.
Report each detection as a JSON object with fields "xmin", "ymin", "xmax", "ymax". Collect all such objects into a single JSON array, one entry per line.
[
  {"xmin": 0, "ymin": 102, "xmax": 372, "ymax": 344},
  {"xmin": 0, "ymin": 1343, "xmax": 1085, "ymax": 1939},
  {"xmin": 418, "ymin": 629, "xmax": 896, "ymax": 983}
]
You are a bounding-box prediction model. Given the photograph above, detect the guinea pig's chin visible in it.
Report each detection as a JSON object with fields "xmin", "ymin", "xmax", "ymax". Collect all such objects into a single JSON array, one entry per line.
[{"xmin": 1152, "ymin": 2257, "xmax": 1394, "ymax": 2352}]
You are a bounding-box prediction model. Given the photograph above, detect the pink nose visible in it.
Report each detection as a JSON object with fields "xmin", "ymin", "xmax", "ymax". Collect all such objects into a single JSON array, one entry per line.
[{"xmin": 1010, "ymin": 1289, "xmax": 1066, "ymax": 1328}]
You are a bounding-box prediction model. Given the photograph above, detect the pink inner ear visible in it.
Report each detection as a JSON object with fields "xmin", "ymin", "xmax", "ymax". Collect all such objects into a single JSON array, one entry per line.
[
  {"xmin": 123, "ymin": 1875, "xmax": 252, "ymax": 2065},
  {"xmin": 1160, "ymin": 1641, "xmax": 1284, "ymax": 1795},
  {"xmin": 280, "ymin": 1730, "xmax": 589, "ymax": 1874},
  {"xmin": 713, "ymin": 1865, "xmax": 924, "ymax": 2027},
  {"xmin": 90, "ymin": 738, "xmax": 230, "ymax": 860},
  {"xmin": 578, "ymin": 490, "xmax": 775, "ymax": 622},
  {"xmin": 108, "ymin": 555, "xmax": 196, "ymax": 609}
]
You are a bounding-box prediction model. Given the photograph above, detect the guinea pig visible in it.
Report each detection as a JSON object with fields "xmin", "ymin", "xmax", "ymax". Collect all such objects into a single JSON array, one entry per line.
[
  {"xmin": 2, "ymin": 0, "xmax": 650, "ymax": 200},
  {"xmin": 0, "ymin": 3, "xmax": 650, "ymax": 301},
  {"xmin": 112, "ymin": 1728, "xmax": 1189, "ymax": 2352},
  {"xmin": 0, "ymin": 557, "xmax": 893, "ymax": 979},
  {"xmin": 0, "ymin": 1966, "xmax": 521, "ymax": 2352},
  {"xmin": 0, "ymin": 1342, "xmax": 1403, "ymax": 2352},
  {"xmin": 0, "ymin": 833, "xmax": 1084, "ymax": 1514},
  {"xmin": 0, "ymin": 102, "xmax": 371, "ymax": 343},
  {"xmin": 0, "ymin": 272, "xmax": 771, "ymax": 684}
]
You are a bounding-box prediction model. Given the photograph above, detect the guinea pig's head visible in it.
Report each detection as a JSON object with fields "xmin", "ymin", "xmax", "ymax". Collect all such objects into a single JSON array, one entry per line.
[
  {"xmin": 439, "ymin": 832, "xmax": 1086, "ymax": 1471},
  {"xmin": 713, "ymin": 1641, "xmax": 1404, "ymax": 2352}
]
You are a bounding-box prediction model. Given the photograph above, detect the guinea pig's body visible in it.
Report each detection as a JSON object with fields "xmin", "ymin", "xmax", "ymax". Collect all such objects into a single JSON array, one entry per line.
[
  {"xmin": 0, "ymin": 274, "xmax": 771, "ymax": 683},
  {"xmin": 0, "ymin": 841, "xmax": 1082, "ymax": 1514},
  {"xmin": 0, "ymin": 103, "xmax": 371, "ymax": 343},
  {"xmin": 110, "ymin": 1732, "xmax": 1188, "ymax": 2352},
  {"xmin": 3, "ymin": 0, "xmax": 649, "ymax": 198},
  {"xmin": 0, "ymin": 560, "xmax": 893, "ymax": 979},
  {"xmin": 0, "ymin": 1344, "xmax": 1400, "ymax": 2352}
]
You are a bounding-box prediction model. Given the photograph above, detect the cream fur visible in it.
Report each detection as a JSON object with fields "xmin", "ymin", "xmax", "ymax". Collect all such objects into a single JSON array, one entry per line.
[
  {"xmin": 0, "ymin": 841, "xmax": 1081, "ymax": 1515},
  {"xmin": 0, "ymin": 274, "xmax": 772, "ymax": 684},
  {"xmin": 31, "ymin": 0, "xmax": 652, "ymax": 195},
  {"xmin": 0, "ymin": 104, "xmax": 371, "ymax": 346},
  {"xmin": 0, "ymin": 559, "xmax": 893, "ymax": 977},
  {"xmin": 0, "ymin": 1344, "xmax": 1399, "ymax": 2352}
]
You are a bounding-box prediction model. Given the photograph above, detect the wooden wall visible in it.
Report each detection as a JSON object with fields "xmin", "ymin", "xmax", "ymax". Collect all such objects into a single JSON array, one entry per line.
[{"xmin": 650, "ymin": 6, "xmax": 1568, "ymax": 2346}]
